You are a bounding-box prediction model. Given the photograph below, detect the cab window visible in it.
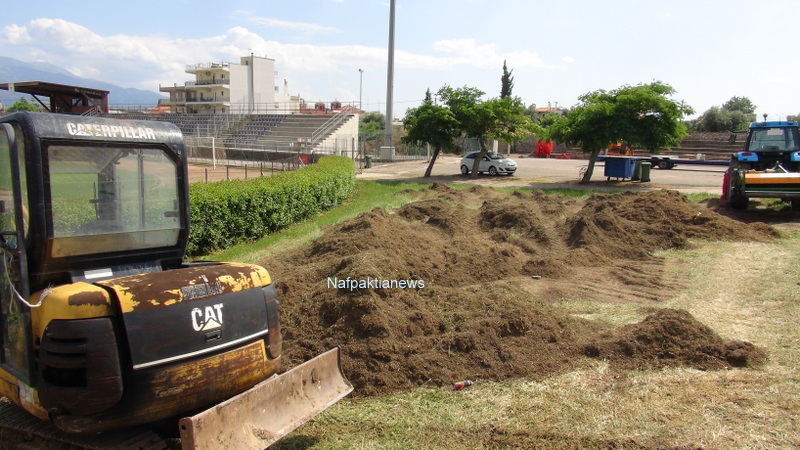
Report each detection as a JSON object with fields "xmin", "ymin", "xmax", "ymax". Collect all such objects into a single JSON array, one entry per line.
[{"xmin": 46, "ymin": 144, "xmax": 182, "ymax": 258}]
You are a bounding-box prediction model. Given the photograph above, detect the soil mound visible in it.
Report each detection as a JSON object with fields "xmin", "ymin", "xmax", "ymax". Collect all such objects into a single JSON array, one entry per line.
[
  {"xmin": 278, "ymin": 282, "xmax": 591, "ymax": 396},
  {"xmin": 266, "ymin": 188, "xmax": 774, "ymax": 396},
  {"xmin": 583, "ymin": 309, "xmax": 768, "ymax": 370},
  {"xmin": 566, "ymin": 190, "xmax": 779, "ymax": 261}
]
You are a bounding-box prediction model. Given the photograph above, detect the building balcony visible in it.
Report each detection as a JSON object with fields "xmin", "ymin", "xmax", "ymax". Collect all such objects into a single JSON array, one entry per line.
[
  {"xmin": 189, "ymin": 79, "xmax": 231, "ymax": 87},
  {"xmin": 186, "ymin": 62, "xmax": 231, "ymax": 73},
  {"xmin": 158, "ymin": 98, "xmax": 230, "ymax": 106},
  {"xmin": 160, "ymin": 82, "xmax": 230, "ymax": 93}
]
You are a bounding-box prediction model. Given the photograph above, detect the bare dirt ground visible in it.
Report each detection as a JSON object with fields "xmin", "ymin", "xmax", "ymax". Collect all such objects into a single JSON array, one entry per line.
[
  {"xmin": 187, "ymin": 163, "xmax": 272, "ymax": 183},
  {"xmin": 266, "ymin": 185, "xmax": 775, "ymax": 397}
]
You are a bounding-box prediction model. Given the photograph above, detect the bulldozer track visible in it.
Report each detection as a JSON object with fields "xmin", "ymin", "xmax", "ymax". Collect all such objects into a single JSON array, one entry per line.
[{"xmin": 0, "ymin": 399, "xmax": 169, "ymax": 450}]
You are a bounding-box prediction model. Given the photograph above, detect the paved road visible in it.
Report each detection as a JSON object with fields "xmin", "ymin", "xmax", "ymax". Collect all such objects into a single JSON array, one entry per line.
[{"xmin": 358, "ymin": 155, "xmax": 725, "ymax": 195}]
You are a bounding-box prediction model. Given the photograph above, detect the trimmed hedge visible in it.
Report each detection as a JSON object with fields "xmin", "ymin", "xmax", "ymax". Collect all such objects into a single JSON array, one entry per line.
[{"xmin": 187, "ymin": 156, "xmax": 355, "ymax": 256}]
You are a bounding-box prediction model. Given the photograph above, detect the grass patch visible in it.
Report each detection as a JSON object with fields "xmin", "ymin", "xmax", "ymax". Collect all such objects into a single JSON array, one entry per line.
[
  {"xmin": 199, "ymin": 180, "xmax": 430, "ymax": 263},
  {"xmin": 683, "ymin": 191, "xmax": 718, "ymax": 203}
]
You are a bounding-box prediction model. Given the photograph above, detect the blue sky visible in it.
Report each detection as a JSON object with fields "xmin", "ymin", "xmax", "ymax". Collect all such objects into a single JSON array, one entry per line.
[{"xmin": 1, "ymin": 0, "xmax": 798, "ymax": 119}]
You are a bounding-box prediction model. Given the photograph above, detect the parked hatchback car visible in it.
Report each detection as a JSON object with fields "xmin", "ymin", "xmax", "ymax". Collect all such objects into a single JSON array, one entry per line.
[{"xmin": 460, "ymin": 151, "xmax": 517, "ymax": 176}]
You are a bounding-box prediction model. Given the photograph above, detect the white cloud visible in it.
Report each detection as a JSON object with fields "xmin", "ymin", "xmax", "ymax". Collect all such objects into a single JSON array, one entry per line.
[
  {"xmin": 0, "ymin": 18, "xmax": 560, "ymax": 104},
  {"xmin": 245, "ymin": 17, "xmax": 340, "ymax": 34},
  {"xmin": 431, "ymin": 38, "xmax": 556, "ymax": 70},
  {"xmin": 562, "ymin": 56, "xmax": 576, "ymax": 63},
  {"xmin": 0, "ymin": 24, "xmax": 32, "ymax": 44},
  {"xmin": 66, "ymin": 66, "xmax": 101, "ymax": 78}
]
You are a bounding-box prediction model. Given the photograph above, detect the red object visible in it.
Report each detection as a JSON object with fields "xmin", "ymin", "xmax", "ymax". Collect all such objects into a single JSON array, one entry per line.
[
  {"xmin": 534, "ymin": 141, "xmax": 554, "ymax": 158},
  {"xmin": 452, "ymin": 380, "xmax": 475, "ymax": 391},
  {"xmin": 721, "ymin": 170, "xmax": 729, "ymax": 200}
]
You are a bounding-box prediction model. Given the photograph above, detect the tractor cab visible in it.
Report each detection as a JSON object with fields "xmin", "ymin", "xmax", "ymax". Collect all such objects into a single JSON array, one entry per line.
[{"xmin": 736, "ymin": 121, "xmax": 800, "ymax": 170}]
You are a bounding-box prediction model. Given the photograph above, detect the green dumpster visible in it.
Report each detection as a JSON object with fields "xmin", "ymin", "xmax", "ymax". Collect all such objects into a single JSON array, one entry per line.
[
  {"xmin": 640, "ymin": 161, "xmax": 652, "ymax": 182},
  {"xmin": 364, "ymin": 155, "xmax": 372, "ymax": 168},
  {"xmin": 632, "ymin": 160, "xmax": 642, "ymax": 181}
]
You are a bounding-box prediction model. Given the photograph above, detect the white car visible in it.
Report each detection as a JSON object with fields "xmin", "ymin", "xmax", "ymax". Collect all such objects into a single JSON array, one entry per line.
[{"xmin": 460, "ymin": 151, "xmax": 517, "ymax": 176}]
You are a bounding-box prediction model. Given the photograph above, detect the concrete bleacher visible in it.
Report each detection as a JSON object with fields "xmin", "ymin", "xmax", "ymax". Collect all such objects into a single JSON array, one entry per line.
[
  {"xmin": 101, "ymin": 112, "xmax": 357, "ymax": 165},
  {"xmin": 107, "ymin": 112, "xmax": 245, "ymax": 137}
]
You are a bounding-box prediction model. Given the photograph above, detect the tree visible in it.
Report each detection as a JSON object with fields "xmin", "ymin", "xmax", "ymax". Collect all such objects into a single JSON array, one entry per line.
[
  {"xmin": 359, "ymin": 111, "xmax": 385, "ymax": 138},
  {"xmin": 402, "ymin": 91, "xmax": 460, "ymax": 177},
  {"xmin": 438, "ymin": 85, "xmax": 538, "ymax": 179},
  {"xmin": 694, "ymin": 96, "xmax": 756, "ymax": 132},
  {"xmin": 547, "ymin": 81, "xmax": 693, "ymax": 184},
  {"xmin": 722, "ymin": 96, "xmax": 756, "ymax": 114},
  {"xmin": 500, "ymin": 60, "xmax": 514, "ymax": 99},
  {"xmin": 6, "ymin": 98, "xmax": 40, "ymax": 112}
]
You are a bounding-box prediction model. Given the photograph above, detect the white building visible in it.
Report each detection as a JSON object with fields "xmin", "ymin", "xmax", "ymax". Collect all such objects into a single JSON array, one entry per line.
[{"xmin": 159, "ymin": 55, "xmax": 301, "ymax": 114}]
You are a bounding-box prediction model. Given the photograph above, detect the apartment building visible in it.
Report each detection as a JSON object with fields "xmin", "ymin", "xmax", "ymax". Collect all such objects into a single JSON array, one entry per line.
[{"xmin": 159, "ymin": 55, "xmax": 298, "ymax": 114}]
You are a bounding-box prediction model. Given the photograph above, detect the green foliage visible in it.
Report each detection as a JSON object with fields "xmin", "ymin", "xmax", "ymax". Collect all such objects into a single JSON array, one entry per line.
[
  {"xmin": 523, "ymin": 104, "xmax": 539, "ymax": 121},
  {"xmin": 722, "ymin": 96, "xmax": 756, "ymax": 114},
  {"xmin": 359, "ymin": 112, "xmax": 385, "ymax": 138},
  {"xmin": 438, "ymin": 86, "xmax": 538, "ymax": 147},
  {"xmin": 6, "ymin": 98, "xmax": 40, "ymax": 112},
  {"xmin": 437, "ymin": 85, "xmax": 539, "ymax": 178},
  {"xmin": 403, "ymin": 91, "xmax": 462, "ymax": 177},
  {"xmin": 501, "ymin": 60, "xmax": 514, "ymax": 98},
  {"xmin": 694, "ymin": 96, "xmax": 757, "ymax": 132},
  {"xmin": 694, "ymin": 106, "xmax": 753, "ymax": 132},
  {"xmin": 546, "ymin": 81, "xmax": 692, "ymax": 183},
  {"xmin": 401, "ymin": 101, "xmax": 459, "ymax": 151},
  {"xmin": 186, "ymin": 156, "xmax": 355, "ymax": 256}
]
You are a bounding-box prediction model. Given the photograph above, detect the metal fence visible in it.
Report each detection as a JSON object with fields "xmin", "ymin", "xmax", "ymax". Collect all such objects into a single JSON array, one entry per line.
[{"xmin": 184, "ymin": 136, "xmax": 334, "ymax": 168}]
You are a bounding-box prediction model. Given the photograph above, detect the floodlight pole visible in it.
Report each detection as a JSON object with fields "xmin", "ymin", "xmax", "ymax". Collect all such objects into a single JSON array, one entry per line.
[
  {"xmin": 359, "ymin": 68, "xmax": 364, "ymax": 111},
  {"xmin": 384, "ymin": 0, "xmax": 395, "ymax": 148}
]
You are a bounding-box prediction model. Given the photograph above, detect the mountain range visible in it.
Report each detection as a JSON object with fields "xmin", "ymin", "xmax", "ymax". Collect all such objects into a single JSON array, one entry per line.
[{"xmin": 0, "ymin": 56, "xmax": 165, "ymax": 108}]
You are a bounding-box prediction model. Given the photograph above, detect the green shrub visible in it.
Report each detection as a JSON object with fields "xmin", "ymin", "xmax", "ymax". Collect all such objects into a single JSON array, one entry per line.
[{"xmin": 187, "ymin": 156, "xmax": 355, "ymax": 256}]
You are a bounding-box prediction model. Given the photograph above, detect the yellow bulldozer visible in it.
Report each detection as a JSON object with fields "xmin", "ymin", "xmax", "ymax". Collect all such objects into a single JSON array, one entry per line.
[{"xmin": 0, "ymin": 112, "xmax": 352, "ymax": 448}]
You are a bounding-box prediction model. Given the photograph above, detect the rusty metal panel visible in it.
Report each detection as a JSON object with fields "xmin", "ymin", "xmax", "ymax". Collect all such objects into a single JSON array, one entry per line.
[
  {"xmin": 95, "ymin": 262, "xmax": 271, "ymax": 369},
  {"xmin": 37, "ymin": 318, "xmax": 123, "ymax": 416},
  {"xmin": 179, "ymin": 347, "xmax": 353, "ymax": 450},
  {"xmin": 52, "ymin": 340, "xmax": 278, "ymax": 434}
]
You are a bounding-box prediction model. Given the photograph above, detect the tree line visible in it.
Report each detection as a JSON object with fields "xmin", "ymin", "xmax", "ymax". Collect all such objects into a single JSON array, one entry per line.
[
  {"xmin": 396, "ymin": 62, "xmax": 694, "ymax": 183},
  {"xmin": 369, "ymin": 60, "xmax": 797, "ymax": 183}
]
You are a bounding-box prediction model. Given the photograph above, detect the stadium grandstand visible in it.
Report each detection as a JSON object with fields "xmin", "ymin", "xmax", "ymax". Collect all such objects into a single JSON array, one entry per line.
[{"xmin": 105, "ymin": 111, "xmax": 359, "ymax": 169}]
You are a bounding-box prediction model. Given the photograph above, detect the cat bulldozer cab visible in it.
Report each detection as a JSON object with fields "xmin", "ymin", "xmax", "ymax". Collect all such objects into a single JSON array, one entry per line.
[
  {"xmin": 0, "ymin": 112, "xmax": 351, "ymax": 449},
  {"xmin": 723, "ymin": 119, "xmax": 800, "ymax": 210}
]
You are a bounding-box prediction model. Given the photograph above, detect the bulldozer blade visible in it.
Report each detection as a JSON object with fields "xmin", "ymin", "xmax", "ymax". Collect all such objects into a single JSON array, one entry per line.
[{"xmin": 179, "ymin": 347, "xmax": 353, "ymax": 450}]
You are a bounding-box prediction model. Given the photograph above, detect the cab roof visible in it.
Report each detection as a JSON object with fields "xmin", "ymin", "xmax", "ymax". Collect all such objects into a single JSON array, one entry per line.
[{"xmin": 749, "ymin": 120, "xmax": 799, "ymax": 129}]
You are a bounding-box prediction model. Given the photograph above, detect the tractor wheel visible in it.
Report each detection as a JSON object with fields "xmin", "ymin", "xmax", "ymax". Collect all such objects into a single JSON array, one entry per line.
[{"xmin": 727, "ymin": 169, "xmax": 749, "ymax": 210}]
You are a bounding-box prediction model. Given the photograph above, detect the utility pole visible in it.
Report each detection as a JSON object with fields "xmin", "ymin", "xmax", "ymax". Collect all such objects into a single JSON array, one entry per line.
[
  {"xmin": 359, "ymin": 68, "xmax": 364, "ymax": 111},
  {"xmin": 384, "ymin": 0, "xmax": 395, "ymax": 149}
]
